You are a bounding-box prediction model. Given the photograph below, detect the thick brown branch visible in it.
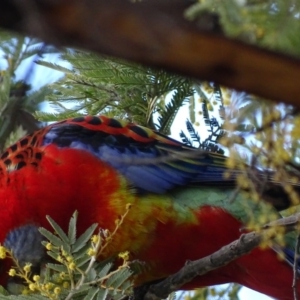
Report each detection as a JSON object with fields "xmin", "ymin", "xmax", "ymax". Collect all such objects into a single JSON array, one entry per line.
[
  {"xmin": 1, "ymin": 0, "xmax": 300, "ymax": 107},
  {"xmin": 141, "ymin": 213, "xmax": 300, "ymax": 300}
]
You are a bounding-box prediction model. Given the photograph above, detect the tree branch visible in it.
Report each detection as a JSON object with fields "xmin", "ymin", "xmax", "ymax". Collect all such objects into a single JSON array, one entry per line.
[
  {"xmin": 136, "ymin": 213, "xmax": 300, "ymax": 300},
  {"xmin": 1, "ymin": 0, "xmax": 300, "ymax": 107}
]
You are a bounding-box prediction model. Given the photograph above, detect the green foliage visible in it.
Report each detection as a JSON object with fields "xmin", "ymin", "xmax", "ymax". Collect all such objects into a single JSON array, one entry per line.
[
  {"xmin": 184, "ymin": 284, "xmax": 242, "ymax": 300},
  {"xmin": 0, "ymin": 212, "xmax": 133, "ymax": 300},
  {"xmin": 180, "ymin": 82, "xmax": 226, "ymax": 154},
  {"xmin": 36, "ymin": 51, "xmax": 194, "ymax": 133},
  {"xmin": 0, "ymin": 32, "xmax": 57, "ymax": 151},
  {"xmin": 186, "ymin": 0, "xmax": 300, "ymax": 56},
  {"xmin": 0, "ymin": 295, "xmax": 46, "ymax": 300}
]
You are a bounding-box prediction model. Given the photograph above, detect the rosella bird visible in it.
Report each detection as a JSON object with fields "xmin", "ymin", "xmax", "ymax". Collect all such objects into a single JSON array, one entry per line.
[{"xmin": 0, "ymin": 115, "xmax": 299, "ymax": 299}]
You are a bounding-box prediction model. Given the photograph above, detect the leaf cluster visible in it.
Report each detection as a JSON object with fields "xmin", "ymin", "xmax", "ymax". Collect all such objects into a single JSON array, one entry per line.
[
  {"xmin": 184, "ymin": 283, "xmax": 241, "ymax": 300},
  {"xmin": 0, "ymin": 212, "xmax": 133, "ymax": 300},
  {"xmin": 36, "ymin": 51, "xmax": 193, "ymax": 133},
  {"xmin": 180, "ymin": 82, "xmax": 225, "ymax": 154},
  {"xmin": 0, "ymin": 32, "xmax": 57, "ymax": 150},
  {"xmin": 186, "ymin": 0, "xmax": 300, "ymax": 56}
]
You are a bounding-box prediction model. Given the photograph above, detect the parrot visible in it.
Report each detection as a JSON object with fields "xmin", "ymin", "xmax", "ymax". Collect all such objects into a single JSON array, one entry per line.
[{"xmin": 0, "ymin": 114, "xmax": 299, "ymax": 300}]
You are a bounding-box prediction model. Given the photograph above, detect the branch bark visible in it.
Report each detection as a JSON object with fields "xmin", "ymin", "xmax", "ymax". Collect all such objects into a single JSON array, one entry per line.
[
  {"xmin": 1, "ymin": 0, "xmax": 300, "ymax": 107},
  {"xmin": 136, "ymin": 213, "xmax": 300, "ymax": 300}
]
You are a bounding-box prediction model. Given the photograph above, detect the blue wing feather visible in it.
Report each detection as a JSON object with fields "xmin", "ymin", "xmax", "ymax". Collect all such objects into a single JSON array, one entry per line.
[
  {"xmin": 42, "ymin": 123, "xmax": 230, "ymax": 194},
  {"xmin": 3, "ymin": 115, "xmax": 292, "ymax": 210}
]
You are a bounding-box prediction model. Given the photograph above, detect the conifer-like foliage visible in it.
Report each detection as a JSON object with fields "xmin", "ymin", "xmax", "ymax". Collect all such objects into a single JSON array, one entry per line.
[
  {"xmin": 36, "ymin": 52, "xmax": 193, "ymax": 134},
  {"xmin": 0, "ymin": 32, "xmax": 57, "ymax": 151}
]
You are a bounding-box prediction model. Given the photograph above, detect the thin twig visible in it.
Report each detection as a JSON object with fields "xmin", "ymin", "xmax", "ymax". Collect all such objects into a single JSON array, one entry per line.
[{"xmin": 142, "ymin": 213, "xmax": 300, "ymax": 300}]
